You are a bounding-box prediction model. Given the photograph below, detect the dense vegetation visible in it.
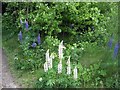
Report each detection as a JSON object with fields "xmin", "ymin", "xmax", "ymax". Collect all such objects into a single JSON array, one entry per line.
[{"xmin": 2, "ymin": 2, "xmax": 119, "ymax": 88}]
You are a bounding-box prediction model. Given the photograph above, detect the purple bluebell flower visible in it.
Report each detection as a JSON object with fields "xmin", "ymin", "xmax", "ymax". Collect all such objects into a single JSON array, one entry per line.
[
  {"xmin": 25, "ymin": 19, "xmax": 29, "ymax": 30},
  {"xmin": 113, "ymin": 43, "xmax": 119, "ymax": 58},
  {"xmin": 108, "ymin": 36, "xmax": 113, "ymax": 48},
  {"xmin": 18, "ymin": 31, "xmax": 22, "ymax": 42},
  {"xmin": 37, "ymin": 34, "xmax": 41, "ymax": 45},
  {"xmin": 31, "ymin": 42, "xmax": 37, "ymax": 48}
]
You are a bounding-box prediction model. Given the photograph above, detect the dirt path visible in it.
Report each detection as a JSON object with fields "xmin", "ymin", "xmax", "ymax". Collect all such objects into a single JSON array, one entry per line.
[{"xmin": 0, "ymin": 48, "xmax": 20, "ymax": 89}]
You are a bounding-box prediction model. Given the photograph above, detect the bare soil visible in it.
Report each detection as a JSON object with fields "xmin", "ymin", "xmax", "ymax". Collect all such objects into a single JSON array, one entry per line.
[{"xmin": 0, "ymin": 48, "xmax": 20, "ymax": 89}]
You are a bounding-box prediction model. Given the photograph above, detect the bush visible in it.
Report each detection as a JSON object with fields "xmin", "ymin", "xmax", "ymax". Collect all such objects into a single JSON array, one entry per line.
[
  {"xmin": 3, "ymin": 2, "xmax": 116, "ymax": 44},
  {"xmin": 35, "ymin": 61, "xmax": 118, "ymax": 88},
  {"xmin": 2, "ymin": 2, "xmax": 119, "ymax": 88}
]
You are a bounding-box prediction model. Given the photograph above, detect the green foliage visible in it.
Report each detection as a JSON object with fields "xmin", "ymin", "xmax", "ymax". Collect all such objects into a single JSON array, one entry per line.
[
  {"xmin": 13, "ymin": 35, "xmax": 60, "ymax": 70},
  {"xmin": 2, "ymin": 2, "xmax": 119, "ymax": 88},
  {"xmin": 42, "ymin": 36, "xmax": 60, "ymax": 52},
  {"xmin": 3, "ymin": 2, "xmax": 115, "ymax": 44},
  {"xmin": 34, "ymin": 61, "xmax": 118, "ymax": 88}
]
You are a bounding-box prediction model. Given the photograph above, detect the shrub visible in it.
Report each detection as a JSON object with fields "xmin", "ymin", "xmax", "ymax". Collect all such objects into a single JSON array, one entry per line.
[
  {"xmin": 3, "ymin": 2, "xmax": 116, "ymax": 44},
  {"xmin": 35, "ymin": 61, "xmax": 117, "ymax": 88}
]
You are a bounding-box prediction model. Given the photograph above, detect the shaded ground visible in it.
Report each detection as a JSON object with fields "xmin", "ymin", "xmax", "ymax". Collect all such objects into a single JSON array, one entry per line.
[{"xmin": 0, "ymin": 48, "xmax": 20, "ymax": 89}]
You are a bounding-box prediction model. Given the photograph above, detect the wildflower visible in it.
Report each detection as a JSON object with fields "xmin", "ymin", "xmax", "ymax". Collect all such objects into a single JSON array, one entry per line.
[
  {"xmin": 18, "ymin": 31, "xmax": 22, "ymax": 42},
  {"xmin": 113, "ymin": 43, "xmax": 119, "ymax": 58},
  {"xmin": 66, "ymin": 56, "xmax": 70, "ymax": 66},
  {"xmin": 37, "ymin": 34, "xmax": 41, "ymax": 45},
  {"xmin": 58, "ymin": 40, "xmax": 66, "ymax": 60},
  {"xmin": 48, "ymin": 57, "xmax": 52, "ymax": 69},
  {"xmin": 31, "ymin": 42, "xmax": 37, "ymax": 48},
  {"xmin": 20, "ymin": 18, "xmax": 23, "ymax": 25},
  {"xmin": 81, "ymin": 48, "xmax": 84, "ymax": 50},
  {"xmin": 71, "ymin": 46, "xmax": 74, "ymax": 50},
  {"xmin": 58, "ymin": 60, "xmax": 62, "ymax": 74},
  {"xmin": 108, "ymin": 35, "xmax": 113, "ymax": 48},
  {"xmin": 25, "ymin": 19, "xmax": 29, "ymax": 30},
  {"xmin": 66, "ymin": 56, "xmax": 71, "ymax": 75},
  {"xmin": 39, "ymin": 78, "xmax": 43, "ymax": 82},
  {"xmin": 46, "ymin": 49, "xmax": 50, "ymax": 63},
  {"xmin": 49, "ymin": 53, "xmax": 55, "ymax": 69},
  {"xmin": 14, "ymin": 56, "xmax": 18, "ymax": 60},
  {"xmin": 44, "ymin": 62, "xmax": 48, "ymax": 72},
  {"xmin": 47, "ymin": 60, "xmax": 50, "ymax": 70},
  {"xmin": 73, "ymin": 66, "xmax": 78, "ymax": 80},
  {"xmin": 67, "ymin": 66, "xmax": 71, "ymax": 75}
]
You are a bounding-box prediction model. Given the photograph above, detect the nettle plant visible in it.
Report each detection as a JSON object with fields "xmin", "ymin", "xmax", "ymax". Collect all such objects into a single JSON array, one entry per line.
[{"xmin": 34, "ymin": 41, "xmax": 107, "ymax": 88}]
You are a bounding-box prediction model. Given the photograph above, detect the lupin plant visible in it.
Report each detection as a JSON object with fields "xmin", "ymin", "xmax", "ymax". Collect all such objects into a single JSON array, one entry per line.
[
  {"xmin": 48, "ymin": 53, "xmax": 55, "ymax": 69},
  {"xmin": 73, "ymin": 66, "xmax": 78, "ymax": 80},
  {"xmin": 46, "ymin": 49, "xmax": 50, "ymax": 64},
  {"xmin": 66, "ymin": 56, "xmax": 71, "ymax": 75},
  {"xmin": 67, "ymin": 65, "xmax": 71, "ymax": 75},
  {"xmin": 58, "ymin": 40, "xmax": 66, "ymax": 61},
  {"xmin": 20, "ymin": 18, "xmax": 23, "ymax": 25},
  {"xmin": 25, "ymin": 19, "xmax": 29, "ymax": 30},
  {"xmin": 44, "ymin": 50, "xmax": 55, "ymax": 72},
  {"xmin": 66, "ymin": 56, "xmax": 70, "ymax": 66},
  {"xmin": 44, "ymin": 62, "xmax": 48, "ymax": 72},
  {"xmin": 18, "ymin": 31, "xmax": 22, "ymax": 42},
  {"xmin": 48, "ymin": 57, "xmax": 52, "ymax": 69},
  {"xmin": 45, "ymin": 49, "xmax": 51, "ymax": 71},
  {"xmin": 58, "ymin": 60, "xmax": 62, "ymax": 74},
  {"xmin": 31, "ymin": 42, "xmax": 37, "ymax": 48},
  {"xmin": 108, "ymin": 35, "xmax": 113, "ymax": 48},
  {"xmin": 113, "ymin": 43, "xmax": 119, "ymax": 58},
  {"xmin": 37, "ymin": 33, "xmax": 41, "ymax": 45}
]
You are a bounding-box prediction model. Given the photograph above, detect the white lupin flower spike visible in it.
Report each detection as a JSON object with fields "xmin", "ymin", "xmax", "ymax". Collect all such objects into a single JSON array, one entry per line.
[
  {"xmin": 58, "ymin": 60, "xmax": 62, "ymax": 74},
  {"xmin": 58, "ymin": 40, "xmax": 66, "ymax": 60},
  {"xmin": 73, "ymin": 66, "xmax": 78, "ymax": 80},
  {"xmin": 67, "ymin": 56, "xmax": 70, "ymax": 66},
  {"xmin": 46, "ymin": 49, "xmax": 50, "ymax": 67},
  {"xmin": 44, "ymin": 62, "xmax": 48, "ymax": 72},
  {"xmin": 49, "ymin": 53, "xmax": 54, "ymax": 69},
  {"xmin": 67, "ymin": 56, "xmax": 71, "ymax": 75},
  {"xmin": 67, "ymin": 65, "xmax": 71, "ymax": 75}
]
